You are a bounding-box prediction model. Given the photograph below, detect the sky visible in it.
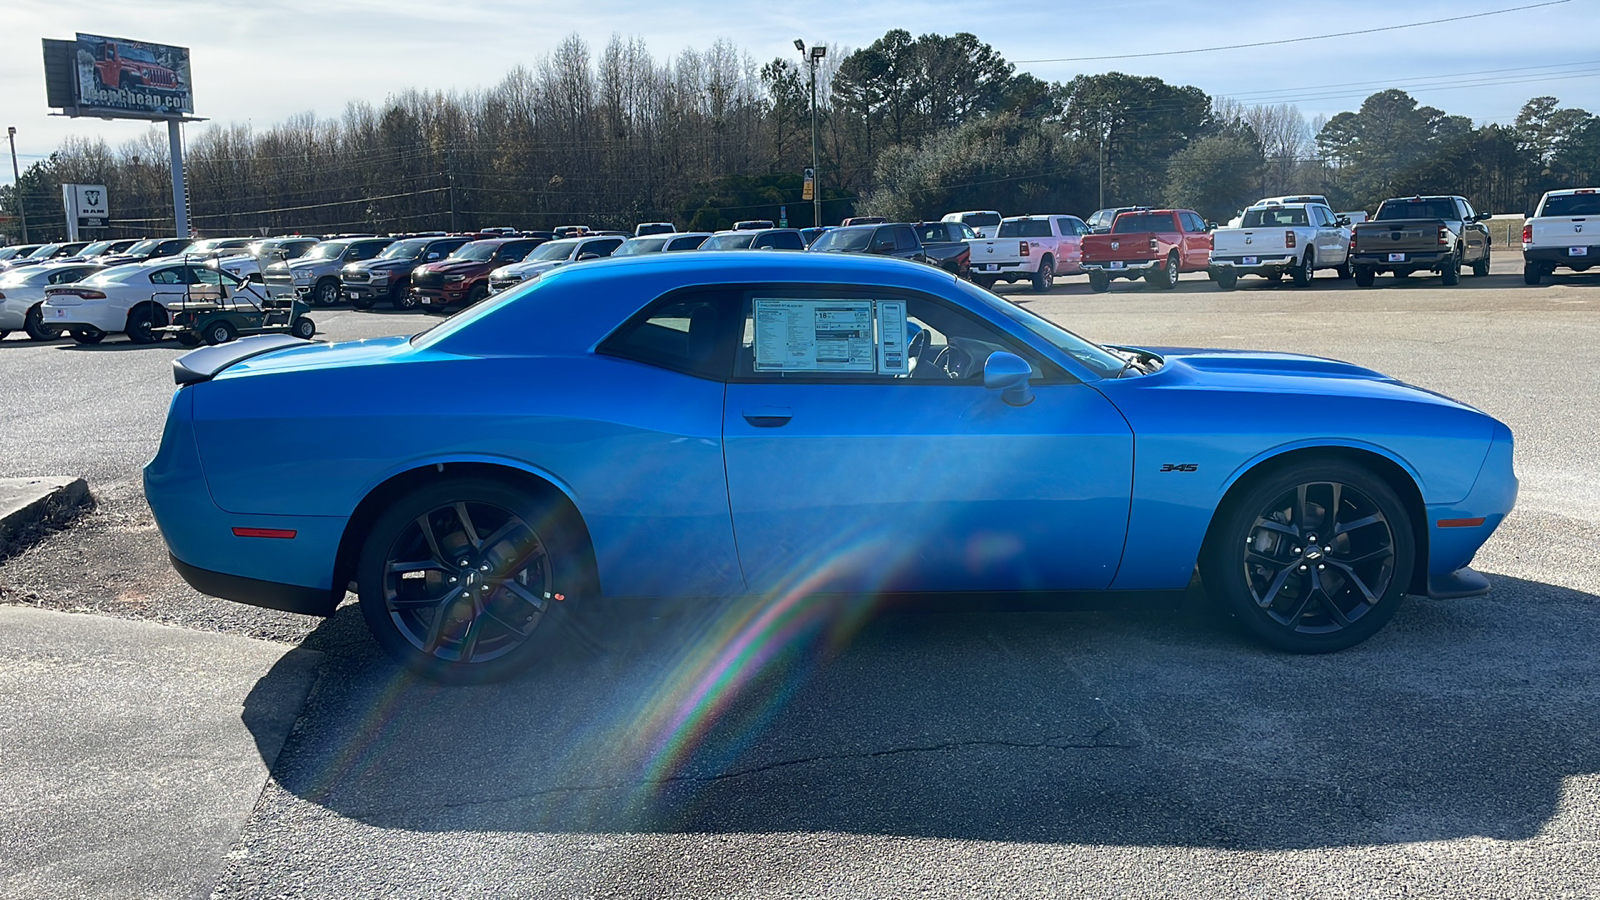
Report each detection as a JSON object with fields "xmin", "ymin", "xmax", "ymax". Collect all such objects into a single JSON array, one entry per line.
[{"xmin": 3, "ymin": 0, "xmax": 1598, "ymax": 188}]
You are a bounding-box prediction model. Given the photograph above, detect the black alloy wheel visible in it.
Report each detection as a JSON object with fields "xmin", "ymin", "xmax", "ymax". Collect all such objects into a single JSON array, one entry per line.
[
  {"xmin": 1202, "ymin": 463, "xmax": 1413, "ymax": 653},
  {"xmin": 358, "ymin": 478, "xmax": 584, "ymax": 683},
  {"xmin": 393, "ymin": 290, "xmax": 420, "ymax": 311},
  {"xmin": 24, "ymin": 304, "xmax": 63, "ymax": 341},
  {"xmin": 466, "ymin": 282, "xmax": 490, "ymax": 307},
  {"xmin": 1291, "ymin": 251, "xmax": 1314, "ymax": 287}
]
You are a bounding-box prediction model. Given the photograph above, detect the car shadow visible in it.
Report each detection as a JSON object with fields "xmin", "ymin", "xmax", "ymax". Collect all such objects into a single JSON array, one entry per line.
[{"xmin": 245, "ymin": 573, "xmax": 1599, "ymax": 849}]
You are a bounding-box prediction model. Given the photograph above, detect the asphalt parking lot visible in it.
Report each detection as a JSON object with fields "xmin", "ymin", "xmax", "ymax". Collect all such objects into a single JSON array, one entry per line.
[{"xmin": 2, "ymin": 256, "xmax": 1598, "ymax": 898}]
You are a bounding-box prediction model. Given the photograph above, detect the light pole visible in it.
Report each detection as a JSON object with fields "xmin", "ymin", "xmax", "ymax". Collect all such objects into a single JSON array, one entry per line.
[
  {"xmin": 7, "ymin": 127, "xmax": 29, "ymax": 244},
  {"xmin": 795, "ymin": 40, "xmax": 825, "ymax": 228}
]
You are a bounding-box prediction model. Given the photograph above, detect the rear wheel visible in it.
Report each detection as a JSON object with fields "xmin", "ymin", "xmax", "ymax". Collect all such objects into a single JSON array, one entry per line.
[
  {"xmin": 124, "ymin": 303, "xmax": 167, "ymax": 344},
  {"xmin": 1291, "ymin": 250, "xmax": 1314, "ymax": 287},
  {"xmin": 1030, "ymin": 257, "xmax": 1055, "ymax": 293},
  {"xmin": 204, "ymin": 320, "xmax": 238, "ymax": 345},
  {"xmin": 357, "ymin": 478, "xmax": 588, "ymax": 683},
  {"xmin": 24, "ymin": 304, "xmax": 63, "ymax": 341},
  {"xmin": 1200, "ymin": 461, "xmax": 1413, "ymax": 653},
  {"xmin": 1353, "ymin": 267, "xmax": 1376, "ymax": 287},
  {"xmin": 70, "ymin": 328, "xmax": 105, "ymax": 345},
  {"xmin": 1523, "ymin": 264, "xmax": 1542, "ymax": 285},
  {"xmin": 1214, "ymin": 269, "xmax": 1238, "ymax": 290},
  {"xmin": 291, "ymin": 316, "xmax": 316, "ymax": 340},
  {"xmin": 1088, "ymin": 270, "xmax": 1111, "ymax": 293},
  {"xmin": 1440, "ymin": 253, "xmax": 1460, "ymax": 286},
  {"xmin": 175, "ymin": 332, "xmax": 201, "ymax": 347},
  {"xmin": 1472, "ymin": 252, "xmax": 1491, "ymax": 277},
  {"xmin": 1147, "ymin": 252, "xmax": 1179, "ymax": 290}
]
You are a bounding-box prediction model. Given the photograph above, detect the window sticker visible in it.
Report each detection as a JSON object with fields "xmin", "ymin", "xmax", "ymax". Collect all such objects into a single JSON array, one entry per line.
[
  {"xmin": 877, "ymin": 300, "xmax": 908, "ymax": 374},
  {"xmin": 753, "ymin": 299, "xmax": 877, "ymax": 372}
]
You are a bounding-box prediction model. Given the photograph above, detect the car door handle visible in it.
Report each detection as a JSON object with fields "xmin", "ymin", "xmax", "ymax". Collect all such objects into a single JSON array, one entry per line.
[{"xmin": 742, "ymin": 406, "xmax": 793, "ymax": 427}]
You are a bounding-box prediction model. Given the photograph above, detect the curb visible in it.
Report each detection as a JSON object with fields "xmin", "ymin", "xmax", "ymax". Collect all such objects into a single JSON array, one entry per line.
[{"xmin": 0, "ymin": 476, "xmax": 94, "ymax": 561}]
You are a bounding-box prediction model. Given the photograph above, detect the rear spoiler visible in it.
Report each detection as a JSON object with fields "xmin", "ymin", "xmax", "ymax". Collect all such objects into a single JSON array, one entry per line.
[{"xmin": 172, "ymin": 334, "xmax": 309, "ymax": 386}]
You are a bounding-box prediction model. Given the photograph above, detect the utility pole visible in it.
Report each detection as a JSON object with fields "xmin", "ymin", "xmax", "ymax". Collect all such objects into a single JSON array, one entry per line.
[
  {"xmin": 7, "ymin": 127, "xmax": 29, "ymax": 243},
  {"xmin": 447, "ymin": 146, "xmax": 458, "ymax": 233},
  {"xmin": 796, "ymin": 40, "xmax": 826, "ymax": 228},
  {"xmin": 1097, "ymin": 115, "xmax": 1106, "ymax": 211}
]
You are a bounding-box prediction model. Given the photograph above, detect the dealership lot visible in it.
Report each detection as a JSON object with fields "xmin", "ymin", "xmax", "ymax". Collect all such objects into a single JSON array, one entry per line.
[{"xmin": 3, "ymin": 259, "xmax": 1599, "ymax": 898}]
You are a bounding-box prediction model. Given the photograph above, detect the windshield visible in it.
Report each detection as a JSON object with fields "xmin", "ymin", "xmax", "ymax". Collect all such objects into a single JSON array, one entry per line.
[
  {"xmin": 614, "ymin": 237, "xmax": 670, "ymax": 256},
  {"xmin": 956, "ymin": 281, "xmax": 1129, "ymax": 378},
  {"xmin": 28, "ymin": 244, "xmax": 63, "ymax": 258},
  {"xmin": 701, "ymin": 232, "xmax": 757, "ymax": 250},
  {"xmin": 79, "ymin": 241, "xmax": 115, "ymax": 257},
  {"xmin": 378, "ymin": 239, "xmax": 429, "ymax": 260},
  {"xmin": 306, "ymin": 242, "xmax": 349, "ymax": 260},
  {"xmin": 1112, "ymin": 213, "xmax": 1175, "ymax": 233},
  {"xmin": 1375, "ymin": 199, "xmax": 1458, "ymax": 221},
  {"xmin": 810, "ymin": 227, "xmax": 875, "ymax": 252},
  {"xmin": 448, "ymin": 242, "xmax": 501, "ymax": 262},
  {"xmin": 519, "ymin": 241, "xmax": 574, "ymax": 262},
  {"xmin": 998, "ymin": 219, "xmax": 1053, "ymax": 238},
  {"xmin": 1540, "ymin": 193, "xmax": 1600, "ymax": 217},
  {"xmin": 124, "ymin": 46, "xmax": 160, "ymax": 64},
  {"xmin": 124, "ymin": 239, "xmax": 162, "ymax": 256},
  {"xmin": 961, "ymin": 212, "xmax": 1001, "ymax": 228},
  {"xmin": 1241, "ymin": 207, "xmax": 1309, "ymax": 228}
]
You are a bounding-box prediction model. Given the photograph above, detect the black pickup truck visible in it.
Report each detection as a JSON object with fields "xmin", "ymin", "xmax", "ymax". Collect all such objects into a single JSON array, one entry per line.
[
  {"xmin": 913, "ymin": 221, "xmax": 976, "ymax": 278},
  {"xmin": 1350, "ymin": 195, "xmax": 1492, "ymax": 286}
]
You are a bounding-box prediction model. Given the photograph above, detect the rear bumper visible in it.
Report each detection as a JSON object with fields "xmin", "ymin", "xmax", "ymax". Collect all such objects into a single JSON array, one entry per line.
[
  {"xmin": 1082, "ymin": 260, "xmax": 1160, "ymax": 276},
  {"xmin": 1210, "ymin": 254, "xmax": 1296, "ymax": 275},
  {"xmin": 1352, "ymin": 250, "xmax": 1450, "ymax": 269},
  {"xmin": 1523, "ymin": 246, "xmax": 1598, "ymax": 267},
  {"xmin": 169, "ymin": 554, "xmax": 338, "ymax": 617}
]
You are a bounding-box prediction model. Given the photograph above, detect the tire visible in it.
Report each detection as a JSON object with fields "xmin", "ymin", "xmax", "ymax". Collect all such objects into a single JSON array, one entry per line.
[
  {"xmin": 175, "ymin": 333, "xmax": 202, "ymax": 347},
  {"xmin": 313, "ymin": 278, "xmax": 342, "ymax": 307},
  {"xmin": 1200, "ymin": 461, "xmax": 1414, "ymax": 654},
  {"xmin": 0, "ymin": 331, "xmax": 7, "ymax": 340},
  {"xmin": 1472, "ymin": 253, "xmax": 1490, "ymax": 277},
  {"xmin": 24, "ymin": 304, "xmax": 63, "ymax": 341},
  {"xmin": 1088, "ymin": 270, "xmax": 1111, "ymax": 293},
  {"xmin": 465, "ymin": 282, "xmax": 489, "ymax": 307},
  {"xmin": 204, "ymin": 320, "xmax": 238, "ymax": 346},
  {"xmin": 393, "ymin": 289, "xmax": 420, "ymax": 310},
  {"xmin": 972, "ymin": 275, "xmax": 997, "ymax": 290},
  {"xmin": 1523, "ymin": 264, "xmax": 1541, "ymax": 285},
  {"xmin": 1214, "ymin": 269, "xmax": 1238, "ymax": 291},
  {"xmin": 356, "ymin": 477, "xmax": 589, "ymax": 684},
  {"xmin": 71, "ymin": 328, "xmax": 105, "ymax": 345},
  {"xmin": 1146, "ymin": 252, "xmax": 1179, "ymax": 290},
  {"xmin": 350, "ymin": 293, "xmax": 376, "ymax": 311},
  {"xmin": 1354, "ymin": 268, "xmax": 1376, "ymax": 287},
  {"xmin": 1335, "ymin": 262, "xmax": 1354, "ymax": 280},
  {"xmin": 1440, "ymin": 253, "xmax": 1460, "ymax": 286},
  {"xmin": 124, "ymin": 303, "xmax": 167, "ymax": 344},
  {"xmin": 1030, "ymin": 257, "xmax": 1054, "ymax": 293},
  {"xmin": 291, "ymin": 316, "xmax": 316, "ymax": 340},
  {"xmin": 1291, "ymin": 251, "xmax": 1314, "ymax": 287}
]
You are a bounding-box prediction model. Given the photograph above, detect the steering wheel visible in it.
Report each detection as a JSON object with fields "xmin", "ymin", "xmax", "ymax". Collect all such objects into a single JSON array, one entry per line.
[
  {"xmin": 907, "ymin": 327, "xmax": 930, "ymax": 367},
  {"xmin": 931, "ymin": 344, "xmax": 974, "ymax": 379}
]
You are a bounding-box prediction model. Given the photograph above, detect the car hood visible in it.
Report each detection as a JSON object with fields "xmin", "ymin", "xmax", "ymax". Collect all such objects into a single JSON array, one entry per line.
[
  {"xmin": 1120, "ymin": 346, "xmax": 1478, "ymax": 410},
  {"xmin": 500, "ymin": 259, "xmax": 567, "ymax": 277},
  {"xmin": 288, "ymin": 257, "xmax": 337, "ymax": 270},
  {"xmin": 417, "ymin": 260, "xmax": 491, "ymax": 276}
]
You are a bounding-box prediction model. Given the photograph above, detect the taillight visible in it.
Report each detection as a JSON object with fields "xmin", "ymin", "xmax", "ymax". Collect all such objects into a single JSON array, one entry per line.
[
  {"xmin": 52, "ymin": 289, "xmax": 106, "ymax": 299},
  {"xmin": 1522, "ymin": 223, "xmax": 1532, "ymax": 244},
  {"xmin": 1148, "ymin": 238, "xmax": 1159, "ymax": 253},
  {"xmin": 1020, "ymin": 241, "xmax": 1029, "ymax": 257},
  {"xmin": 0, "ymin": 291, "xmax": 6, "ymax": 300},
  {"xmin": 1438, "ymin": 227, "xmax": 1449, "ymax": 246},
  {"xmin": 1285, "ymin": 230, "xmax": 1296, "ymax": 249}
]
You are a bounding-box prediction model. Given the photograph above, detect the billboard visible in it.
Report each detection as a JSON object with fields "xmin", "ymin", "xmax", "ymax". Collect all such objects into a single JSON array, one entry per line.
[{"xmin": 68, "ymin": 33, "xmax": 193, "ymax": 119}]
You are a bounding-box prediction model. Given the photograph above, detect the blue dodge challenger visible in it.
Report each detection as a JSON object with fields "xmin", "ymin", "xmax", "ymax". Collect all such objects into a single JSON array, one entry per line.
[{"xmin": 145, "ymin": 252, "xmax": 1516, "ymax": 681}]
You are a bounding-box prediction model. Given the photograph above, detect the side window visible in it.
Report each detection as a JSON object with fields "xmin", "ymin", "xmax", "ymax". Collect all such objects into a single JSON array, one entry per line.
[
  {"xmin": 597, "ymin": 291, "xmax": 738, "ymax": 380},
  {"xmin": 1183, "ymin": 212, "xmax": 1205, "ymax": 233},
  {"xmin": 48, "ymin": 268, "xmax": 84, "ymax": 284},
  {"xmin": 1458, "ymin": 199, "xmax": 1475, "ymax": 220},
  {"xmin": 732, "ymin": 289, "xmax": 1055, "ymax": 383},
  {"xmin": 592, "ymin": 238, "xmax": 624, "ymax": 256},
  {"xmin": 189, "ymin": 266, "xmax": 225, "ymax": 285},
  {"xmin": 894, "ymin": 226, "xmax": 917, "ymax": 251},
  {"xmin": 667, "ymin": 235, "xmax": 705, "ymax": 251},
  {"xmin": 148, "ymin": 267, "xmax": 184, "ymax": 285}
]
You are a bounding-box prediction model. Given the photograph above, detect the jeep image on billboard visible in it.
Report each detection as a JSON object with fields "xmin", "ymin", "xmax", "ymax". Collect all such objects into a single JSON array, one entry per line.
[{"xmin": 73, "ymin": 33, "xmax": 193, "ymax": 118}]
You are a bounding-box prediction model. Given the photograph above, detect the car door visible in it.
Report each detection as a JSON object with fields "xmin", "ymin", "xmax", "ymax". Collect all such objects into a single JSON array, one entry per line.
[
  {"xmin": 721, "ymin": 286, "xmax": 1134, "ymax": 595},
  {"xmin": 1179, "ymin": 213, "xmax": 1210, "ymax": 269},
  {"xmin": 1312, "ymin": 205, "xmax": 1346, "ymax": 266},
  {"xmin": 1457, "ymin": 199, "xmax": 1488, "ymax": 261},
  {"xmin": 1054, "ymin": 217, "xmax": 1084, "ymax": 272}
]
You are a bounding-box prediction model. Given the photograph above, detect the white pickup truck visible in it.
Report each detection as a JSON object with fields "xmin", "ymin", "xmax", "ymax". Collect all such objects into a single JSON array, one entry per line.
[
  {"xmin": 1522, "ymin": 188, "xmax": 1600, "ymax": 284},
  {"xmin": 1208, "ymin": 201, "xmax": 1353, "ymax": 289},
  {"xmin": 967, "ymin": 215, "xmax": 1090, "ymax": 292}
]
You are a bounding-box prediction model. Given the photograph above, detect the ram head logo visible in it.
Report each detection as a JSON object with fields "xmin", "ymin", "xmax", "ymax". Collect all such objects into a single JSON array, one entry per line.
[{"xmin": 85, "ymin": 190, "xmax": 102, "ymax": 206}]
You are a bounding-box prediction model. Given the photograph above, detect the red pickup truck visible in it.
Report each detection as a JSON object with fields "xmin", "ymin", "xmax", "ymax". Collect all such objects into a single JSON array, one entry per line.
[{"xmin": 1080, "ymin": 209, "xmax": 1212, "ymax": 291}]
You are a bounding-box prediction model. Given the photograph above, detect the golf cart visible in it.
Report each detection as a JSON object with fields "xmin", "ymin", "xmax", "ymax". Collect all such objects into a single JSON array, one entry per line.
[{"xmin": 153, "ymin": 271, "xmax": 316, "ymax": 346}]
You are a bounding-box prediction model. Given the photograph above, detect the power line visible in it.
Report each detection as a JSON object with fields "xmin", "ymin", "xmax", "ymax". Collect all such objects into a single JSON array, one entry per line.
[{"xmin": 1015, "ymin": 0, "xmax": 1572, "ymax": 63}]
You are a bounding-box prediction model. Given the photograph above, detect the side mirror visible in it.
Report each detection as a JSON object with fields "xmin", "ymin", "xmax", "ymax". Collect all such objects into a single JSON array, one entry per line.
[
  {"xmin": 871, "ymin": 239, "xmax": 895, "ymax": 254},
  {"xmin": 1337, "ymin": 216, "xmax": 1351, "ymax": 227},
  {"xmin": 983, "ymin": 351, "xmax": 1035, "ymax": 407},
  {"xmin": 577, "ymin": 253, "xmax": 601, "ymax": 261},
  {"xmin": 1206, "ymin": 221, "xmax": 1218, "ymax": 232},
  {"xmin": 426, "ymin": 253, "xmax": 441, "ymax": 260}
]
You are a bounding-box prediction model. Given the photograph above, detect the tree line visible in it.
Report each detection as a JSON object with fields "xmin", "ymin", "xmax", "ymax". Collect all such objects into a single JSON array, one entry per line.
[{"xmin": 3, "ymin": 29, "xmax": 1598, "ymax": 242}]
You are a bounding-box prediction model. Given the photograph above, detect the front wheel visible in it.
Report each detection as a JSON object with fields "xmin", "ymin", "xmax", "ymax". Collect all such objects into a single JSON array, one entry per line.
[
  {"xmin": 204, "ymin": 320, "xmax": 238, "ymax": 345},
  {"xmin": 1200, "ymin": 462, "xmax": 1414, "ymax": 653},
  {"xmin": 1088, "ymin": 270, "xmax": 1111, "ymax": 293},
  {"xmin": 393, "ymin": 290, "xmax": 420, "ymax": 310},
  {"xmin": 465, "ymin": 282, "xmax": 489, "ymax": 307},
  {"xmin": 313, "ymin": 279, "xmax": 342, "ymax": 306},
  {"xmin": 357, "ymin": 478, "xmax": 588, "ymax": 683},
  {"xmin": 1030, "ymin": 257, "xmax": 1054, "ymax": 293},
  {"xmin": 24, "ymin": 304, "xmax": 63, "ymax": 341}
]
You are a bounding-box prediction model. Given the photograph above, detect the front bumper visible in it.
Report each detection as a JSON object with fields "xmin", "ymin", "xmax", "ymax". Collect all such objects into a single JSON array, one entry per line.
[
  {"xmin": 415, "ymin": 285, "xmax": 469, "ymax": 309},
  {"xmin": 1421, "ymin": 424, "xmax": 1517, "ymax": 599}
]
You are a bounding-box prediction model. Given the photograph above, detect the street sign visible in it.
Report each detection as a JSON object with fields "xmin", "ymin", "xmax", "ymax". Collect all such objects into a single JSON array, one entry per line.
[
  {"xmin": 780, "ymin": 205, "xmax": 788, "ymax": 228},
  {"xmin": 802, "ymin": 167, "xmax": 815, "ymax": 202}
]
